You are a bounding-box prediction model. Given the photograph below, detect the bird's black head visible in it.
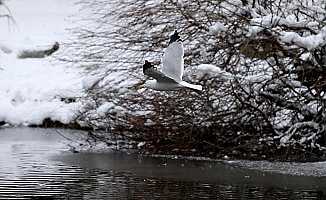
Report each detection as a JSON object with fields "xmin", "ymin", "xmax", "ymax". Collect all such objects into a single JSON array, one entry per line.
[
  {"xmin": 168, "ymin": 30, "xmax": 181, "ymax": 44},
  {"xmin": 143, "ymin": 60, "xmax": 154, "ymax": 74}
]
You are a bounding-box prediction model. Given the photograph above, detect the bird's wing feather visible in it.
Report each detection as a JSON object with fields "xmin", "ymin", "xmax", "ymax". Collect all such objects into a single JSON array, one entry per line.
[
  {"xmin": 144, "ymin": 68, "xmax": 177, "ymax": 83},
  {"xmin": 162, "ymin": 41, "xmax": 184, "ymax": 82},
  {"xmin": 178, "ymin": 81, "xmax": 202, "ymax": 91}
]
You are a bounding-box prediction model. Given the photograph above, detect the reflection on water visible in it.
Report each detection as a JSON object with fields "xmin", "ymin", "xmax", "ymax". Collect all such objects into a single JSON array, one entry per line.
[
  {"xmin": 0, "ymin": 128, "xmax": 325, "ymax": 199},
  {"xmin": 59, "ymin": 170, "xmax": 325, "ymax": 200}
]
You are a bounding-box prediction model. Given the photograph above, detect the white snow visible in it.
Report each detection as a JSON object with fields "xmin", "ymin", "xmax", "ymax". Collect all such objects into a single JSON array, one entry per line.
[
  {"xmin": 248, "ymin": 12, "xmax": 326, "ymax": 50},
  {"xmin": 95, "ymin": 102, "xmax": 126, "ymax": 116},
  {"xmin": 0, "ymin": 0, "xmax": 84, "ymax": 125},
  {"xmin": 197, "ymin": 64, "xmax": 223, "ymax": 74},
  {"xmin": 137, "ymin": 141, "xmax": 146, "ymax": 148},
  {"xmin": 280, "ymin": 28, "xmax": 326, "ymax": 50},
  {"xmin": 133, "ymin": 110, "xmax": 153, "ymax": 116},
  {"xmin": 250, "ymin": 14, "xmax": 319, "ymax": 32},
  {"xmin": 81, "ymin": 75, "xmax": 102, "ymax": 90},
  {"xmin": 97, "ymin": 102, "xmax": 115, "ymax": 116},
  {"xmin": 209, "ymin": 22, "xmax": 226, "ymax": 34},
  {"xmin": 195, "ymin": 64, "xmax": 233, "ymax": 80}
]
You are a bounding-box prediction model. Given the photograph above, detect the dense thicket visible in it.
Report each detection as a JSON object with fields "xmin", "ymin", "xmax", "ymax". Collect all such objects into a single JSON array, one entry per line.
[{"xmin": 66, "ymin": 0, "xmax": 326, "ymax": 160}]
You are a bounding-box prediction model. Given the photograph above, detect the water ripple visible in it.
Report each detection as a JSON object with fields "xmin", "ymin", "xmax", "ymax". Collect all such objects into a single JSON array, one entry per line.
[{"xmin": 0, "ymin": 128, "xmax": 326, "ymax": 199}]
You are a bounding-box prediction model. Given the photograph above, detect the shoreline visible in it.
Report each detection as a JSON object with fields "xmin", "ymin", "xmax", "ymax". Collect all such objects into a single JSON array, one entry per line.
[{"xmin": 1, "ymin": 119, "xmax": 325, "ymax": 163}]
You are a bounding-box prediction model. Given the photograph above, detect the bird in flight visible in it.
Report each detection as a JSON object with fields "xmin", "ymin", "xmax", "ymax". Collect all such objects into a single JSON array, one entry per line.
[{"xmin": 143, "ymin": 31, "xmax": 202, "ymax": 91}]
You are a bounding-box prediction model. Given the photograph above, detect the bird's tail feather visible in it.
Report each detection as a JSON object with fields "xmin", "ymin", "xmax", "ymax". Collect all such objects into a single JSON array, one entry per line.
[{"xmin": 179, "ymin": 81, "xmax": 202, "ymax": 91}]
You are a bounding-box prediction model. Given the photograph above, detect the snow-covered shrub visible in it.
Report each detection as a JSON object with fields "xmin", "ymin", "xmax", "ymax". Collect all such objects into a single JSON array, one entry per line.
[{"xmin": 66, "ymin": 0, "xmax": 326, "ymax": 159}]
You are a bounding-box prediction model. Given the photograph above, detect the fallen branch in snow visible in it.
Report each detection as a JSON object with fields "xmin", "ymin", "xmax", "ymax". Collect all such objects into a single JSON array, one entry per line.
[{"xmin": 17, "ymin": 42, "xmax": 60, "ymax": 59}]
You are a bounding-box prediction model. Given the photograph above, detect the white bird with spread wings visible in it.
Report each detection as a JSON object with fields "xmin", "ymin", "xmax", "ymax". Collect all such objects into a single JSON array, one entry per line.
[{"xmin": 143, "ymin": 31, "xmax": 202, "ymax": 91}]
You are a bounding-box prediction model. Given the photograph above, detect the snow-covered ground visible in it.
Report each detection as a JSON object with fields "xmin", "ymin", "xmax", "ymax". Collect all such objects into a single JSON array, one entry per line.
[{"xmin": 0, "ymin": 0, "xmax": 84, "ymax": 125}]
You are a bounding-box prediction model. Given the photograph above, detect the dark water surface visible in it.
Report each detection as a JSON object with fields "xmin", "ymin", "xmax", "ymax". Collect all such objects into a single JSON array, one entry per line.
[{"xmin": 0, "ymin": 128, "xmax": 326, "ymax": 199}]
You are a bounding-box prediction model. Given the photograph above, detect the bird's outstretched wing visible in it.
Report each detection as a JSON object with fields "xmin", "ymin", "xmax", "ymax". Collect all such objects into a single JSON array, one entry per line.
[
  {"xmin": 144, "ymin": 67, "xmax": 178, "ymax": 83},
  {"xmin": 142, "ymin": 31, "xmax": 202, "ymax": 92},
  {"xmin": 162, "ymin": 41, "xmax": 184, "ymax": 82},
  {"xmin": 169, "ymin": 30, "xmax": 181, "ymax": 44}
]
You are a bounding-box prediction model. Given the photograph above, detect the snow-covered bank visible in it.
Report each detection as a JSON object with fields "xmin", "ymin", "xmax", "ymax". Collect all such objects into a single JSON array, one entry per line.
[
  {"xmin": 0, "ymin": 0, "xmax": 84, "ymax": 125},
  {"xmin": 0, "ymin": 53, "xmax": 83, "ymax": 125}
]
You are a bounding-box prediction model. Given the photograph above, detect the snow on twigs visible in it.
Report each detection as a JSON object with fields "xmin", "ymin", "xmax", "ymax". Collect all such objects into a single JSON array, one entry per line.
[
  {"xmin": 193, "ymin": 64, "xmax": 233, "ymax": 80},
  {"xmin": 280, "ymin": 28, "xmax": 326, "ymax": 50}
]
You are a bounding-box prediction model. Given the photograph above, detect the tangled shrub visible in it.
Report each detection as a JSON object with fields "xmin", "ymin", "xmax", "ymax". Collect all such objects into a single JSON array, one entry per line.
[{"xmin": 66, "ymin": 0, "xmax": 326, "ymax": 160}]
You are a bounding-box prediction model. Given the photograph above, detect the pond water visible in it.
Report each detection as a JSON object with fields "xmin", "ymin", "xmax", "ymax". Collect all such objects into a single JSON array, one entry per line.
[{"xmin": 0, "ymin": 128, "xmax": 326, "ymax": 199}]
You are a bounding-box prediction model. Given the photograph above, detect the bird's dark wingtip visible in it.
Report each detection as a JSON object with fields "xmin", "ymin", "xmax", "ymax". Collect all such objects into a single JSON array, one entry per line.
[
  {"xmin": 168, "ymin": 30, "xmax": 181, "ymax": 44},
  {"xmin": 143, "ymin": 60, "xmax": 154, "ymax": 75}
]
